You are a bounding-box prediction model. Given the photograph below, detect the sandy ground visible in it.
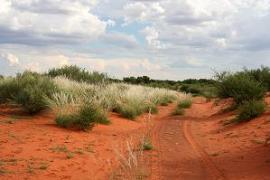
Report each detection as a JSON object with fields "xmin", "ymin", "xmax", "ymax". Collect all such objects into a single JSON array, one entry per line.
[
  {"xmin": 0, "ymin": 105, "xmax": 166, "ymax": 180},
  {"xmin": 1, "ymin": 96, "xmax": 270, "ymax": 180},
  {"xmin": 150, "ymin": 97, "xmax": 270, "ymax": 180}
]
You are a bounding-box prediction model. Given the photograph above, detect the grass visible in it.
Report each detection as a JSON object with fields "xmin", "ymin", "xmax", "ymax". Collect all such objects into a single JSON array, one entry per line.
[
  {"xmin": 172, "ymin": 107, "xmax": 185, "ymax": 116},
  {"xmin": 0, "ymin": 68, "xmax": 183, "ymax": 130},
  {"xmin": 172, "ymin": 97, "xmax": 192, "ymax": 116},
  {"xmin": 177, "ymin": 99, "xmax": 192, "ymax": 109},
  {"xmin": 142, "ymin": 139, "xmax": 153, "ymax": 151},
  {"xmin": 55, "ymin": 104, "xmax": 109, "ymax": 131},
  {"xmin": 0, "ymin": 71, "xmax": 58, "ymax": 114}
]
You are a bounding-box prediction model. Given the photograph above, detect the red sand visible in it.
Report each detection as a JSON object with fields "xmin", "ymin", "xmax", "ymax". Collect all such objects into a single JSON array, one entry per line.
[
  {"xmin": 149, "ymin": 97, "xmax": 270, "ymax": 179},
  {"xmin": 0, "ymin": 105, "xmax": 160, "ymax": 180},
  {"xmin": 1, "ymin": 97, "xmax": 270, "ymax": 180}
]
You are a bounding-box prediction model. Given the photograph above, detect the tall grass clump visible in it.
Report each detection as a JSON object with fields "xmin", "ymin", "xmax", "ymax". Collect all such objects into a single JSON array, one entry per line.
[
  {"xmin": 0, "ymin": 71, "xmax": 58, "ymax": 114},
  {"xmin": 114, "ymin": 85, "xmax": 178, "ymax": 120},
  {"xmin": 177, "ymin": 98, "xmax": 192, "ymax": 109},
  {"xmin": 172, "ymin": 95, "xmax": 192, "ymax": 116},
  {"xmin": 48, "ymin": 65, "xmax": 108, "ymax": 84},
  {"xmin": 56, "ymin": 104, "xmax": 109, "ymax": 131}
]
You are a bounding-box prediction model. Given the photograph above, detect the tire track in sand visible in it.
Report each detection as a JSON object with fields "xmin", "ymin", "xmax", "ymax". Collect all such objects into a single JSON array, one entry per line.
[
  {"xmin": 150, "ymin": 101, "xmax": 226, "ymax": 180},
  {"xmin": 183, "ymin": 119, "xmax": 226, "ymax": 180}
]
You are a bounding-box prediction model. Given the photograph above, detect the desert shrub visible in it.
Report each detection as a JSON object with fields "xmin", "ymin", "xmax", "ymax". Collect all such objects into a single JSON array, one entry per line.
[
  {"xmin": 0, "ymin": 78, "xmax": 18, "ymax": 103},
  {"xmin": 243, "ymin": 66, "xmax": 270, "ymax": 90},
  {"xmin": 56, "ymin": 104, "xmax": 109, "ymax": 130},
  {"xmin": 172, "ymin": 107, "xmax": 184, "ymax": 116},
  {"xmin": 180, "ymin": 83, "xmax": 217, "ymax": 98},
  {"xmin": 237, "ymin": 100, "xmax": 265, "ymax": 122},
  {"xmin": 0, "ymin": 71, "xmax": 58, "ymax": 113},
  {"xmin": 48, "ymin": 65, "xmax": 108, "ymax": 84},
  {"xmin": 215, "ymin": 72, "xmax": 265, "ymax": 105},
  {"xmin": 178, "ymin": 99, "xmax": 192, "ymax": 109}
]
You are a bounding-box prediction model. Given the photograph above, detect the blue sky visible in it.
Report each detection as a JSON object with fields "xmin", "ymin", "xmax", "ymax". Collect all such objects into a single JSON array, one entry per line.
[{"xmin": 1, "ymin": 0, "xmax": 270, "ymax": 80}]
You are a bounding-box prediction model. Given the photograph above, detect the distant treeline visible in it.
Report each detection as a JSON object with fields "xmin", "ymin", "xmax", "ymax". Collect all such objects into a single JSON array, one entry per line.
[{"xmin": 119, "ymin": 76, "xmax": 217, "ymax": 97}]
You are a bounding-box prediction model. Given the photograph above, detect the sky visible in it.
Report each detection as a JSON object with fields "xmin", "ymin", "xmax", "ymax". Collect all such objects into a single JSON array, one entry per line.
[{"xmin": 1, "ymin": 0, "xmax": 270, "ymax": 80}]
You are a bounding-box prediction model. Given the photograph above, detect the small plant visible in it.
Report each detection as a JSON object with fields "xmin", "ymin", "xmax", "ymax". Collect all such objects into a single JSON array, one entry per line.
[
  {"xmin": 172, "ymin": 107, "xmax": 185, "ymax": 116},
  {"xmin": 237, "ymin": 100, "xmax": 265, "ymax": 122},
  {"xmin": 66, "ymin": 152, "xmax": 74, "ymax": 159},
  {"xmin": 56, "ymin": 104, "xmax": 109, "ymax": 131},
  {"xmin": 178, "ymin": 99, "xmax": 192, "ymax": 109},
  {"xmin": 142, "ymin": 139, "xmax": 153, "ymax": 151}
]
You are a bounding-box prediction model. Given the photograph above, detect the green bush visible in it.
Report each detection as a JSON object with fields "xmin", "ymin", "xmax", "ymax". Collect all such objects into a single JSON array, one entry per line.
[
  {"xmin": 215, "ymin": 72, "xmax": 265, "ymax": 105},
  {"xmin": 244, "ymin": 66, "xmax": 270, "ymax": 90},
  {"xmin": 48, "ymin": 65, "xmax": 108, "ymax": 84},
  {"xmin": 56, "ymin": 104, "xmax": 109, "ymax": 131},
  {"xmin": 0, "ymin": 71, "xmax": 58, "ymax": 114},
  {"xmin": 178, "ymin": 99, "xmax": 192, "ymax": 109},
  {"xmin": 172, "ymin": 107, "xmax": 184, "ymax": 116},
  {"xmin": 237, "ymin": 100, "xmax": 265, "ymax": 122}
]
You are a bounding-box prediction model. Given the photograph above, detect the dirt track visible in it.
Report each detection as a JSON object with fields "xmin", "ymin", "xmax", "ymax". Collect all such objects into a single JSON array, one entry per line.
[
  {"xmin": 151, "ymin": 99, "xmax": 224, "ymax": 180},
  {"xmin": 150, "ymin": 98, "xmax": 270, "ymax": 180}
]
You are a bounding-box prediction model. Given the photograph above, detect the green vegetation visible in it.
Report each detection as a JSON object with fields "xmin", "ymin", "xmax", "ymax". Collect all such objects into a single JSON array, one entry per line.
[
  {"xmin": 243, "ymin": 66, "xmax": 270, "ymax": 90},
  {"xmin": 177, "ymin": 99, "xmax": 192, "ymax": 109},
  {"xmin": 123, "ymin": 76, "xmax": 217, "ymax": 98},
  {"xmin": 56, "ymin": 104, "xmax": 108, "ymax": 131},
  {"xmin": 215, "ymin": 67, "xmax": 269, "ymax": 122},
  {"xmin": 172, "ymin": 107, "xmax": 185, "ymax": 116},
  {"xmin": 142, "ymin": 139, "xmax": 153, "ymax": 151},
  {"xmin": 48, "ymin": 65, "xmax": 108, "ymax": 84},
  {"xmin": 237, "ymin": 100, "xmax": 266, "ymax": 122},
  {"xmin": 172, "ymin": 97, "xmax": 192, "ymax": 116},
  {"xmin": 216, "ymin": 72, "xmax": 265, "ymax": 105},
  {"xmin": 0, "ymin": 71, "xmax": 58, "ymax": 114}
]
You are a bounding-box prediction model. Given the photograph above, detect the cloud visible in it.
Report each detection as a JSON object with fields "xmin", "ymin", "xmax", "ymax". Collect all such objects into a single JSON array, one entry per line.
[
  {"xmin": 1, "ymin": 0, "xmax": 270, "ymax": 79},
  {"xmin": 0, "ymin": 52, "xmax": 19, "ymax": 66},
  {"xmin": 142, "ymin": 26, "xmax": 165, "ymax": 49},
  {"xmin": 101, "ymin": 33, "xmax": 139, "ymax": 49},
  {"xmin": 0, "ymin": 0, "xmax": 107, "ymax": 45},
  {"xmin": 123, "ymin": 2, "xmax": 164, "ymax": 24}
]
